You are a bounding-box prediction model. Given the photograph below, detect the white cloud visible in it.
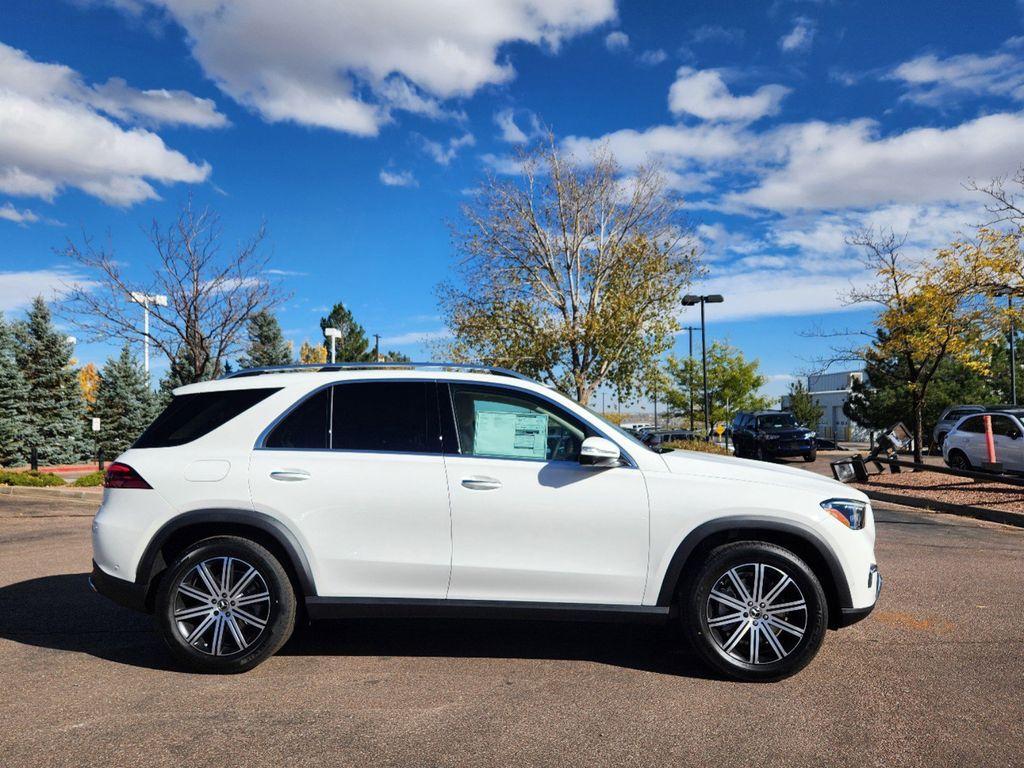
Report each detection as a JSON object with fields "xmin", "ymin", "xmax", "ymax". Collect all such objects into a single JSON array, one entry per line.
[
  {"xmin": 728, "ymin": 112, "xmax": 1024, "ymax": 211},
  {"xmin": 0, "ymin": 43, "xmax": 214, "ymax": 206},
  {"xmin": 89, "ymin": 78, "xmax": 229, "ymax": 128},
  {"xmin": 418, "ymin": 132, "xmax": 476, "ymax": 165},
  {"xmin": 605, "ymin": 31, "xmax": 630, "ymax": 51},
  {"xmin": 495, "ymin": 108, "xmax": 530, "ymax": 143},
  {"xmin": 779, "ymin": 17, "xmax": 815, "ymax": 53},
  {"xmin": 0, "ymin": 269, "xmax": 95, "ymax": 312},
  {"xmin": 380, "ymin": 328, "xmax": 453, "ymax": 346},
  {"xmin": 887, "ymin": 39, "xmax": 1024, "ymax": 107},
  {"xmin": 638, "ymin": 49, "xmax": 668, "ymax": 66},
  {"xmin": 669, "ymin": 67, "xmax": 790, "ymax": 122},
  {"xmin": 0, "ymin": 203, "xmax": 40, "ymax": 225},
  {"xmin": 128, "ymin": 0, "xmax": 616, "ymax": 136},
  {"xmin": 689, "ymin": 25, "xmax": 745, "ymax": 45},
  {"xmin": 564, "ymin": 123, "xmax": 750, "ymax": 168},
  {"xmin": 379, "ymin": 168, "xmax": 418, "ymax": 187}
]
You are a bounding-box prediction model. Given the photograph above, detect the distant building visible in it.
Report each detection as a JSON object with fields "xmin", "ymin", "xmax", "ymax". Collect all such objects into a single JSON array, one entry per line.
[{"xmin": 781, "ymin": 370, "xmax": 870, "ymax": 442}]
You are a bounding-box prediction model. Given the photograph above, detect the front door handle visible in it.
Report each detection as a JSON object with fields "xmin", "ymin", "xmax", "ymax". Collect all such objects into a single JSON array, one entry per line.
[
  {"xmin": 461, "ymin": 476, "xmax": 502, "ymax": 491},
  {"xmin": 270, "ymin": 469, "xmax": 310, "ymax": 482}
]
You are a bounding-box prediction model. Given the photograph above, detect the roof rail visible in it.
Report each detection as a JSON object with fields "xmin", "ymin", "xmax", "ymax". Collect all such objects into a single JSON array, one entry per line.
[{"xmin": 222, "ymin": 361, "xmax": 537, "ymax": 382}]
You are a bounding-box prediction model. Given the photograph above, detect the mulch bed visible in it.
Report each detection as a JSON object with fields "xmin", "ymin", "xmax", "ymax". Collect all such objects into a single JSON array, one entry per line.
[{"xmin": 853, "ymin": 469, "xmax": 1024, "ymax": 514}]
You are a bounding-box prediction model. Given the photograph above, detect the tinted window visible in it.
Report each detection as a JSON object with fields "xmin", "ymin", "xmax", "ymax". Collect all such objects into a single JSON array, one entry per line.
[
  {"xmin": 959, "ymin": 416, "xmax": 984, "ymax": 433},
  {"xmin": 448, "ymin": 384, "xmax": 592, "ymax": 462},
  {"xmin": 332, "ymin": 381, "xmax": 437, "ymax": 453},
  {"xmin": 264, "ymin": 388, "xmax": 331, "ymax": 449},
  {"xmin": 991, "ymin": 416, "xmax": 1021, "ymax": 437},
  {"xmin": 135, "ymin": 388, "xmax": 278, "ymax": 448},
  {"xmin": 757, "ymin": 413, "xmax": 798, "ymax": 430}
]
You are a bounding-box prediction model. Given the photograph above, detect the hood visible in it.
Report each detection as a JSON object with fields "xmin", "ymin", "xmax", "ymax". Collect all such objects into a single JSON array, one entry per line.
[{"xmin": 659, "ymin": 449, "xmax": 865, "ymax": 501}]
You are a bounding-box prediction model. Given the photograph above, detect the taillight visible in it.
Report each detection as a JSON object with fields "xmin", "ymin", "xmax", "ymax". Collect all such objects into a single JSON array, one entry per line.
[{"xmin": 103, "ymin": 462, "xmax": 152, "ymax": 489}]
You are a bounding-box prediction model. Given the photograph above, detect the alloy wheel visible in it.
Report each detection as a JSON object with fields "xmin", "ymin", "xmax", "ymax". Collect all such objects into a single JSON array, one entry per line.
[
  {"xmin": 172, "ymin": 556, "xmax": 271, "ymax": 656},
  {"xmin": 705, "ymin": 562, "xmax": 808, "ymax": 665}
]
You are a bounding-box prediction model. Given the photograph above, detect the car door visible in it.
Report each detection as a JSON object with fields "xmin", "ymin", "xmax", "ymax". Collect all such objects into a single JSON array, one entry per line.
[
  {"xmin": 249, "ymin": 380, "xmax": 452, "ymax": 599},
  {"xmin": 950, "ymin": 415, "xmax": 985, "ymax": 464},
  {"xmin": 990, "ymin": 415, "xmax": 1024, "ymax": 470},
  {"xmin": 441, "ymin": 382, "xmax": 650, "ymax": 606}
]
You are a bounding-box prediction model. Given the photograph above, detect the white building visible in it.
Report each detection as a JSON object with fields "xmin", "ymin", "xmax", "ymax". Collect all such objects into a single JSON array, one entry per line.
[{"xmin": 782, "ymin": 370, "xmax": 871, "ymax": 442}]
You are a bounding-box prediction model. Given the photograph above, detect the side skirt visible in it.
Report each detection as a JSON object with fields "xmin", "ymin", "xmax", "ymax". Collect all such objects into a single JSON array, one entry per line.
[{"xmin": 305, "ymin": 597, "xmax": 674, "ymax": 624}]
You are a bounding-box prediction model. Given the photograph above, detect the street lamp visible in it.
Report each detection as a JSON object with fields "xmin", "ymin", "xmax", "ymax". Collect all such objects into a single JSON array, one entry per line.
[
  {"xmin": 682, "ymin": 325, "xmax": 698, "ymax": 431},
  {"xmin": 993, "ymin": 287, "xmax": 1022, "ymax": 405},
  {"xmin": 324, "ymin": 327, "xmax": 342, "ymax": 363},
  {"xmin": 681, "ymin": 294, "xmax": 724, "ymax": 437},
  {"xmin": 129, "ymin": 292, "xmax": 167, "ymax": 378}
]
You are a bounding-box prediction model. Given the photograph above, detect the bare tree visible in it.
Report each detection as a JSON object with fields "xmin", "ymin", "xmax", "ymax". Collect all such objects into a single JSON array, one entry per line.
[
  {"xmin": 61, "ymin": 199, "xmax": 285, "ymax": 384},
  {"xmin": 438, "ymin": 136, "xmax": 701, "ymax": 405}
]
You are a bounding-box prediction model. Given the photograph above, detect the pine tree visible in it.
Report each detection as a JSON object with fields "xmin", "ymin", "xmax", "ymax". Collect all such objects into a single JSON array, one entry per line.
[
  {"xmin": 94, "ymin": 345, "xmax": 156, "ymax": 458},
  {"xmin": 0, "ymin": 313, "xmax": 30, "ymax": 467},
  {"xmin": 319, "ymin": 302, "xmax": 371, "ymax": 362},
  {"xmin": 238, "ymin": 310, "xmax": 292, "ymax": 369},
  {"xmin": 14, "ymin": 297, "xmax": 89, "ymax": 464}
]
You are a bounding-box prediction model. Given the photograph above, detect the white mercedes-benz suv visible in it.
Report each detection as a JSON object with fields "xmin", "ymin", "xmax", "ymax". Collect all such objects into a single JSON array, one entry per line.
[{"xmin": 91, "ymin": 363, "xmax": 881, "ymax": 680}]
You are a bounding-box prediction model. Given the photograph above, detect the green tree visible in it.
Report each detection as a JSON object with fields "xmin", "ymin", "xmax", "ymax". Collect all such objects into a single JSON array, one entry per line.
[
  {"xmin": 845, "ymin": 333, "xmax": 995, "ymax": 443},
  {"xmin": 664, "ymin": 341, "xmax": 771, "ymax": 427},
  {"xmin": 94, "ymin": 345, "xmax": 156, "ymax": 458},
  {"xmin": 786, "ymin": 380, "xmax": 824, "ymax": 430},
  {"xmin": 14, "ymin": 297, "xmax": 88, "ymax": 464},
  {"xmin": 0, "ymin": 313, "xmax": 30, "ymax": 467},
  {"xmin": 319, "ymin": 302, "xmax": 371, "ymax": 362},
  {"xmin": 238, "ymin": 310, "xmax": 292, "ymax": 369},
  {"xmin": 438, "ymin": 138, "xmax": 700, "ymax": 405}
]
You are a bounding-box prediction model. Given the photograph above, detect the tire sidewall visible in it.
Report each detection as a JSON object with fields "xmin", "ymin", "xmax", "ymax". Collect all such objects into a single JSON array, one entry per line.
[
  {"xmin": 948, "ymin": 450, "xmax": 970, "ymax": 470},
  {"xmin": 684, "ymin": 541, "xmax": 828, "ymax": 682},
  {"xmin": 155, "ymin": 536, "xmax": 296, "ymax": 673}
]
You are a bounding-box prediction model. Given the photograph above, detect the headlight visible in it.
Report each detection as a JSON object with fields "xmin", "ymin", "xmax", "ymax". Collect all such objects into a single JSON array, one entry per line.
[
  {"xmin": 821, "ymin": 498, "xmax": 867, "ymax": 530},
  {"xmin": 806, "ymin": 431, "xmax": 816, "ymax": 439}
]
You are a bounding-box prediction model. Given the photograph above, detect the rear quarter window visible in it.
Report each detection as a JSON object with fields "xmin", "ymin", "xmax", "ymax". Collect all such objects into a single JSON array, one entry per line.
[{"xmin": 134, "ymin": 388, "xmax": 279, "ymax": 448}]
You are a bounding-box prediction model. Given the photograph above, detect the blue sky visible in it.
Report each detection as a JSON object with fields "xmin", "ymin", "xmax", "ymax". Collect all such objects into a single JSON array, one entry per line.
[{"xmin": 3, "ymin": 0, "xmax": 1024, "ymax": 407}]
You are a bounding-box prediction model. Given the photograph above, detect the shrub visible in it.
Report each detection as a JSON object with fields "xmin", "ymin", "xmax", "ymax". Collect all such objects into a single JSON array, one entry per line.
[
  {"xmin": 0, "ymin": 469, "xmax": 66, "ymax": 487},
  {"xmin": 660, "ymin": 439, "xmax": 730, "ymax": 456},
  {"xmin": 72, "ymin": 471, "xmax": 106, "ymax": 487}
]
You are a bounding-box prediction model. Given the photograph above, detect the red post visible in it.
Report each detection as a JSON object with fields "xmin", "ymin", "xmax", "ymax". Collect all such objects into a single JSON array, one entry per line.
[{"xmin": 983, "ymin": 414, "xmax": 997, "ymax": 464}]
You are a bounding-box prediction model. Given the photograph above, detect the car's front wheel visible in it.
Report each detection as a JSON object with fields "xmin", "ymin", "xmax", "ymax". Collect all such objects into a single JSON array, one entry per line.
[
  {"xmin": 802, "ymin": 449, "xmax": 817, "ymax": 462},
  {"xmin": 155, "ymin": 536, "xmax": 296, "ymax": 673},
  {"xmin": 681, "ymin": 541, "xmax": 828, "ymax": 682}
]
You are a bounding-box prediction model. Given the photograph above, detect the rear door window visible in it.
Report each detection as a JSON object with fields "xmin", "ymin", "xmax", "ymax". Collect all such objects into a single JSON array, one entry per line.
[
  {"xmin": 135, "ymin": 388, "xmax": 279, "ymax": 448},
  {"xmin": 958, "ymin": 416, "xmax": 984, "ymax": 434},
  {"xmin": 331, "ymin": 381, "xmax": 439, "ymax": 453},
  {"xmin": 264, "ymin": 387, "xmax": 331, "ymax": 449}
]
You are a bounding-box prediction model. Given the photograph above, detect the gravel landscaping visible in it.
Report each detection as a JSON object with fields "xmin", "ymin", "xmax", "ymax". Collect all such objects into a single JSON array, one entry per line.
[{"xmin": 853, "ymin": 469, "xmax": 1024, "ymax": 514}]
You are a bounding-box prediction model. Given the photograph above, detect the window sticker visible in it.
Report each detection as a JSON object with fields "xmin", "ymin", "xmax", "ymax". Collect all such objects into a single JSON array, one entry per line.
[{"xmin": 473, "ymin": 409, "xmax": 548, "ymax": 459}]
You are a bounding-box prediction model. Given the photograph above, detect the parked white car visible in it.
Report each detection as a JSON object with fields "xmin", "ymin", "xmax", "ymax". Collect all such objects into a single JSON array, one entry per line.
[
  {"xmin": 942, "ymin": 411, "xmax": 1024, "ymax": 471},
  {"xmin": 91, "ymin": 364, "xmax": 880, "ymax": 680}
]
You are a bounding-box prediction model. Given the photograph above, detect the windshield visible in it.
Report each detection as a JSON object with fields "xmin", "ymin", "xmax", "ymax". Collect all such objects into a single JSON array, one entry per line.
[{"xmin": 757, "ymin": 413, "xmax": 798, "ymax": 430}]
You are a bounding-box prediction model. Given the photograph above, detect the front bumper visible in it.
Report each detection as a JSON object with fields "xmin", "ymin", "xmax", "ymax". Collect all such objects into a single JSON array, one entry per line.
[
  {"xmin": 89, "ymin": 560, "xmax": 148, "ymax": 612},
  {"xmin": 763, "ymin": 440, "xmax": 815, "ymax": 457},
  {"xmin": 836, "ymin": 564, "xmax": 882, "ymax": 628}
]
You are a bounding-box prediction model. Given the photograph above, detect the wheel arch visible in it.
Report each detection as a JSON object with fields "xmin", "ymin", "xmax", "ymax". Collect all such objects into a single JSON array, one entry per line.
[
  {"xmin": 656, "ymin": 517, "xmax": 852, "ymax": 630},
  {"xmin": 135, "ymin": 508, "xmax": 317, "ymax": 611}
]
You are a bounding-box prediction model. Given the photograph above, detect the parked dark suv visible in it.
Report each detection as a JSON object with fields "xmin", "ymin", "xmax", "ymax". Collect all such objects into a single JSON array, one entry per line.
[{"xmin": 732, "ymin": 410, "xmax": 816, "ymax": 462}]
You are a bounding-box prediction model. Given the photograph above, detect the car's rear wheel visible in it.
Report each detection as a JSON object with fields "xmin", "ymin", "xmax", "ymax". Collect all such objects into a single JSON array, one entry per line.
[
  {"xmin": 681, "ymin": 541, "xmax": 828, "ymax": 682},
  {"xmin": 947, "ymin": 449, "xmax": 971, "ymax": 471},
  {"xmin": 155, "ymin": 536, "xmax": 296, "ymax": 673}
]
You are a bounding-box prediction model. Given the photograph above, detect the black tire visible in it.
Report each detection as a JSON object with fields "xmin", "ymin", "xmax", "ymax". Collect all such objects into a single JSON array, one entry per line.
[
  {"xmin": 680, "ymin": 541, "xmax": 828, "ymax": 682},
  {"xmin": 802, "ymin": 449, "xmax": 817, "ymax": 462},
  {"xmin": 155, "ymin": 536, "xmax": 296, "ymax": 674},
  {"xmin": 947, "ymin": 449, "xmax": 971, "ymax": 471},
  {"xmin": 755, "ymin": 443, "xmax": 767, "ymax": 461}
]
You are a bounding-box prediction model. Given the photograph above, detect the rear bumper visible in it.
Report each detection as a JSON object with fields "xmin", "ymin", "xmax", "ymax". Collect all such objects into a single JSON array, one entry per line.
[{"xmin": 89, "ymin": 560, "xmax": 148, "ymax": 612}]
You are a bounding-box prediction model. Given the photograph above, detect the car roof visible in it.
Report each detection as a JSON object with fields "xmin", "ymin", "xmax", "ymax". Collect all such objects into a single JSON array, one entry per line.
[{"xmin": 172, "ymin": 363, "xmax": 549, "ymax": 397}]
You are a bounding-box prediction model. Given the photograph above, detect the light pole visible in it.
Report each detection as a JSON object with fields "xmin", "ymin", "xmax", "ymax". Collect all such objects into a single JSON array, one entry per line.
[
  {"xmin": 681, "ymin": 294, "xmax": 724, "ymax": 438},
  {"xmin": 994, "ymin": 287, "xmax": 1020, "ymax": 405},
  {"xmin": 682, "ymin": 325, "xmax": 698, "ymax": 431},
  {"xmin": 129, "ymin": 292, "xmax": 168, "ymax": 379},
  {"xmin": 324, "ymin": 327, "xmax": 342, "ymax": 363},
  {"xmin": 372, "ymin": 333, "xmax": 381, "ymax": 362}
]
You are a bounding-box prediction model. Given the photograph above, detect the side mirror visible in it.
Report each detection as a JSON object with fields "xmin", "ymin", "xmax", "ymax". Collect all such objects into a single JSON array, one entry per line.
[{"xmin": 579, "ymin": 436, "xmax": 621, "ymax": 467}]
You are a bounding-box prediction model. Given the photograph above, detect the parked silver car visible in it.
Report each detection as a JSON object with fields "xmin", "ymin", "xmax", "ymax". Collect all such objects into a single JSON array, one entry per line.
[{"xmin": 932, "ymin": 405, "xmax": 986, "ymax": 449}]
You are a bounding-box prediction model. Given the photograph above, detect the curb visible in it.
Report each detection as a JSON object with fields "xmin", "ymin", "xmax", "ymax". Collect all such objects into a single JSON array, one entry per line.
[
  {"xmin": 863, "ymin": 489, "xmax": 1024, "ymax": 529},
  {"xmin": 0, "ymin": 485, "xmax": 102, "ymax": 503}
]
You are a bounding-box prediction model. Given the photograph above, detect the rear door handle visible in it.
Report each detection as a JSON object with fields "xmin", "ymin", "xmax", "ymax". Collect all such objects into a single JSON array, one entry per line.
[
  {"xmin": 461, "ymin": 476, "xmax": 502, "ymax": 491},
  {"xmin": 270, "ymin": 469, "xmax": 310, "ymax": 482}
]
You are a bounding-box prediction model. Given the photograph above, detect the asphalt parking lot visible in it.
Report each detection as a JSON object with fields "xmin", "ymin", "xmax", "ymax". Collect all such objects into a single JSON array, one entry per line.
[{"xmin": 1, "ymin": 494, "xmax": 1022, "ymax": 768}]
